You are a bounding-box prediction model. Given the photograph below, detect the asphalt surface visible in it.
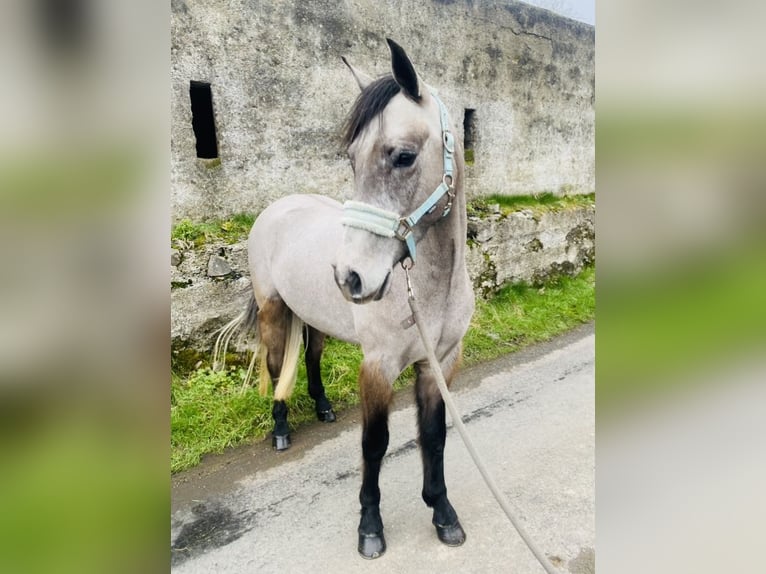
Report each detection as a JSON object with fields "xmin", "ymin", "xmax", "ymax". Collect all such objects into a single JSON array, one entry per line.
[{"xmin": 171, "ymin": 322, "xmax": 594, "ymax": 573}]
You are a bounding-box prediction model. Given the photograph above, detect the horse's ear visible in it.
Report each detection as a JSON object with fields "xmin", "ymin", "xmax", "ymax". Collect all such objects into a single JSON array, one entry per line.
[
  {"xmin": 386, "ymin": 38, "xmax": 422, "ymax": 101},
  {"xmin": 341, "ymin": 56, "xmax": 373, "ymax": 91}
]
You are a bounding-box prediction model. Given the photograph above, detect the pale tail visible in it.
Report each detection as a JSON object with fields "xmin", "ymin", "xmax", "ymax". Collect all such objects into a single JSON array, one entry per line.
[
  {"xmin": 272, "ymin": 311, "xmax": 303, "ymax": 401},
  {"xmin": 212, "ymin": 292, "xmax": 304, "ymax": 401}
]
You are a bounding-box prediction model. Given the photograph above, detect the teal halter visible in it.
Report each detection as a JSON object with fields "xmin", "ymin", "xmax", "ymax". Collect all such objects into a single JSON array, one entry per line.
[{"xmin": 341, "ymin": 93, "xmax": 456, "ymax": 264}]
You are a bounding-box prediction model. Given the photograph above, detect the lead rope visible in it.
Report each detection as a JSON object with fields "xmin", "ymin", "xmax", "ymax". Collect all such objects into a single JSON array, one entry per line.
[{"xmin": 403, "ymin": 262, "xmax": 559, "ymax": 574}]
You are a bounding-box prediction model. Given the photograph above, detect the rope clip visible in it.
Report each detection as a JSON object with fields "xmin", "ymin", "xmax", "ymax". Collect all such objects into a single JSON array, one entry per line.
[{"xmin": 401, "ymin": 258, "xmax": 414, "ymax": 300}]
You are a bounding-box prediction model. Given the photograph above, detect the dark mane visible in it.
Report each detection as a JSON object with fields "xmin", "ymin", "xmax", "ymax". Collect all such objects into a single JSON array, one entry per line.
[{"xmin": 341, "ymin": 75, "xmax": 401, "ymax": 147}]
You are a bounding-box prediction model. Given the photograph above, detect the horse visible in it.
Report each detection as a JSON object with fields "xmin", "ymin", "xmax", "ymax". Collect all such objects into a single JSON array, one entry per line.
[{"xmin": 215, "ymin": 38, "xmax": 474, "ymax": 559}]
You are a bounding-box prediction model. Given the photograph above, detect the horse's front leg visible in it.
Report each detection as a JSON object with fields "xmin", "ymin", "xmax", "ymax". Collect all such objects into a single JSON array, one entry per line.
[
  {"xmin": 357, "ymin": 361, "xmax": 393, "ymax": 559},
  {"xmin": 415, "ymin": 352, "xmax": 466, "ymax": 546}
]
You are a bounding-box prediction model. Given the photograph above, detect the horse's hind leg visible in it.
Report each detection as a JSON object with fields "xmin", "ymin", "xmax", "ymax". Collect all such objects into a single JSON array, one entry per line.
[
  {"xmin": 303, "ymin": 326, "xmax": 336, "ymax": 423},
  {"xmin": 415, "ymin": 354, "xmax": 466, "ymax": 547},
  {"xmin": 357, "ymin": 361, "xmax": 394, "ymax": 559},
  {"xmin": 258, "ymin": 298, "xmax": 292, "ymax": 451}
]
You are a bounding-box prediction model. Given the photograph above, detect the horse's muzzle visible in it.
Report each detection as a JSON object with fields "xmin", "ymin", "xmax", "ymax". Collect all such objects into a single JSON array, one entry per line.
[{"xmin": 333, "ymin": 264, "xmax": 391, "ymax": 304}]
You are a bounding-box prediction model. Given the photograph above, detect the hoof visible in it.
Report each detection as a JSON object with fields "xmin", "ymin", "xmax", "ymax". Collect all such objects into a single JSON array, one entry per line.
[
  {"xmin": 272, "ymin": 434, "xmax": 291, "ymax": 451},
  {"xmin": 434, "ymin": 519, "xmax": 466, "ymax": 547},
  {"xmin": 358, "ymin": 532, "xmax": 386, "ymax": 559},
  {"xmin": 317, "ymin": 408, "xmax": 336, "ymax": 423}
]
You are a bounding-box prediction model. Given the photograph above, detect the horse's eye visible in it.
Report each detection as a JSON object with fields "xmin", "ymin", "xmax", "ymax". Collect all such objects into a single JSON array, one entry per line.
[{"xmin": 393, "ymin": 151, "xmax": 417, "ymax": 168}]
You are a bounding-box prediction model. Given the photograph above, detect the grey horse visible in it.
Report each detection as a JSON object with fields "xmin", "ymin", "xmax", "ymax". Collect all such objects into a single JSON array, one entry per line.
[{"xmin": 215, "ymin": 39, "xmax": 474, "ymax": 559}]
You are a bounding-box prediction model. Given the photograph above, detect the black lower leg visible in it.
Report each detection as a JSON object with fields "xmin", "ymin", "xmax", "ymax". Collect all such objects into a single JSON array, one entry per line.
[
  {"xmin": 359, "ymin": 411, "xmax": 389, "ymax": 528},
  {"xmin": 418, "ymin": 396, "xmax": 456, "ymax": 522},
  {"xmin": 355, "ymin": 362, "xmax": 393, "ymax": 559},
  {"xmin": 303, "ymin": 327, "xmax": 335, "ymax": 421},
  {"xmin": 358, "ymin": 408, "xmax": 389, "ymax": 558},
  {"xmin": 271, "ymin": 399, "xmax": 290, "ymax": 451},
  {"xmin": 417, "ymin": 373, "xmax": 465, "ymax": 546}
]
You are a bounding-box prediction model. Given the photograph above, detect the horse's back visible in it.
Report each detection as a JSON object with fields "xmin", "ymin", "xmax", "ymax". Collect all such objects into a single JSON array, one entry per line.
[{"xmin": 248, "ymin": 194, "xmax": 357, "ymax": 343}]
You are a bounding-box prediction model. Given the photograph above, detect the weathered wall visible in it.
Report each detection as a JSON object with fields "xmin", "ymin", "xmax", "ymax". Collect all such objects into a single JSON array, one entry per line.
[
  {"xmin": 170, "ymin": 205, "xmax": 594, "ymax": 350},
  {"xmin": 171, "ymin": 0, "xmax": 594, "ymax": 221},
  {"xmin": 467, "ymin": 204, "xmax": 595, "ymax": 295}
]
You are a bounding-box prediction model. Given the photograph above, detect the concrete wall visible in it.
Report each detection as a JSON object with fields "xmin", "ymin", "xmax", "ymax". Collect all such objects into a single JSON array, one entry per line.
[
  {"xmin": 171, "ymin": 0, "xmax": 595, "ymax": 221},
  {"xmin": 467, "ymin": 204, "xmax": 595, "ymax": 296},
  {"xmin": 171, "ymin": 204, "xmax": 594, "ymax": 350}
]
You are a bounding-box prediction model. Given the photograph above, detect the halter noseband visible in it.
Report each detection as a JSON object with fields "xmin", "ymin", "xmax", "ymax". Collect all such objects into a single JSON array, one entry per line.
[{"xmin": 341, "ymin": 93, "xmax": 456, "ymax": 264}]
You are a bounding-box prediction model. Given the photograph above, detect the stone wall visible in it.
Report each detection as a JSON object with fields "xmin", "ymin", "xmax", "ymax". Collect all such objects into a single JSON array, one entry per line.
[
  {"xmin": 171, "ymin": 0, "xmax": 595, "ymax": 221},
  {"xmin": 171, "ymin": 204, "xmax": 594, "ymax": 351},
  {"xmin": 467, "ymin": 204, "xmax": 595, "ymax": 295}
]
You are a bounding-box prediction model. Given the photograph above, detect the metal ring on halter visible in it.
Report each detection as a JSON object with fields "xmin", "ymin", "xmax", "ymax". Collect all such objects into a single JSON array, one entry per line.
[{"xmin": 443, "ymin": 173, "xmax": 454, "ymax": 188}]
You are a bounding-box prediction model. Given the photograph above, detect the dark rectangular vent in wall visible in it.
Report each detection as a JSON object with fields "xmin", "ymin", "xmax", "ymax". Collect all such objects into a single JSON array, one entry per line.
[
  {"xmin": 463, "ymin": 108, "xmax": 476, "ymax": 164},
  {"xmin": 189, "ymin": 81, "xmax": 219, "ymax": 159}
]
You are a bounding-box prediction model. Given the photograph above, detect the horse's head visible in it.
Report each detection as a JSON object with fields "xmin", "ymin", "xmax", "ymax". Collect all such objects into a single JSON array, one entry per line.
[{"xmin": 334, "ymin": 39, "xmax": 459, "ymax": 304}]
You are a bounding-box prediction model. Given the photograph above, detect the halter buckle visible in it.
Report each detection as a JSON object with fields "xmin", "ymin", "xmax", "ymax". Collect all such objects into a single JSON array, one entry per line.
[{"xmin": 395, "ymin": 218, "xmax": 412, "ymax": 241}]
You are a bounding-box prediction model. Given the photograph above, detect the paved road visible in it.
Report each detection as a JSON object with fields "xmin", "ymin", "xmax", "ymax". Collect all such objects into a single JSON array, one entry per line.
[{"xmin": 171, "ymin": 323, "xmax": 594, "ymax": 573}]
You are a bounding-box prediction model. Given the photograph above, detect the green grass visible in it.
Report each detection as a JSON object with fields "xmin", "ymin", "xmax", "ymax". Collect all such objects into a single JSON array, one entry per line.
[
  {"xmin": 171, "ymin": 213, "xmax": 255, "ymax": 248},
  {"xmin": 171, "ymin": 266, "xmax": 595, "ymax": 473},
  {"xmin": 463, "ymin": 266, "xmax": 595, "ymax": 364},
  {"xmin": 467, "ymin": 192, "xmax": 594, "ymax": 219}
]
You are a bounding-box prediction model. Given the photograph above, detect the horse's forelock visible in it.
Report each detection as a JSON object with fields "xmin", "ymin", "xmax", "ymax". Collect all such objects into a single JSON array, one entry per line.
[{"xmin": 341, "ymin": 75, "xmax": 401, "ymax": 148}]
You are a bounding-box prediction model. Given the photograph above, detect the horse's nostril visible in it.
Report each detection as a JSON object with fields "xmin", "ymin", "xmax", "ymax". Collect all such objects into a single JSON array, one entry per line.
[{"xmin": 347, "ymin": 270, "xmax": 363, "ymax": 297}]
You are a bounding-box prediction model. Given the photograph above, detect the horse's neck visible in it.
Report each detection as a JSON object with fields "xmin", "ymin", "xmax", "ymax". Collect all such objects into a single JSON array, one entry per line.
[{"xmin": 417, "ymin": 188, "xmax": 468, "ymax": 289}]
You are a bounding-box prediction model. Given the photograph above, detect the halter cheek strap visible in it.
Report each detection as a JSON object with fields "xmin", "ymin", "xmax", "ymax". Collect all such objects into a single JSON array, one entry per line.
[{"xmin": 341, "ymin": 93, "xmax": 456, "ymax": 264}]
